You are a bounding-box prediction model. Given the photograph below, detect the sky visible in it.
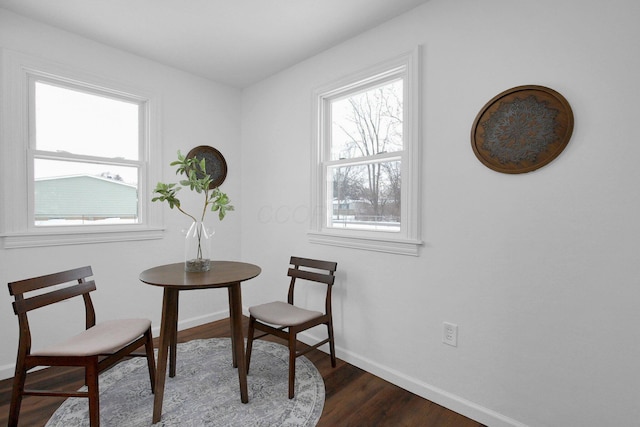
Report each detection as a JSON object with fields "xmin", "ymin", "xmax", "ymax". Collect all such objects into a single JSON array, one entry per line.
[{"xmin": 34, "ymin": 80, "xmax": 141, "ymax": 185}]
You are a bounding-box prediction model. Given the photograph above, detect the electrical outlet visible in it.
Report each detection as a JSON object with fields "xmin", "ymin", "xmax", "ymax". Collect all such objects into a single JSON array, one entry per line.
[{"xmin": 443, "ymin": 322, "xmax": 458, "ymax": 347}]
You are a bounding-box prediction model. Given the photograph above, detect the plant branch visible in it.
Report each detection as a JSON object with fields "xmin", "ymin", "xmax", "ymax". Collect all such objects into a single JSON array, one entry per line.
[{"xmin": 152, "ymin": 150, "xmax": 234, "ymax": 224}]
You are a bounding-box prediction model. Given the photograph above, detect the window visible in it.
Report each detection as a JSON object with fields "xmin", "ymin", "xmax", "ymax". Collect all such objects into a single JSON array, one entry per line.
[
  {"xmin": 32, "ymin": 79, "xmax": 142, "ymax": 226},
  {"xmin": 309, "ymin": 48, "xmax": 422, "ymax": 256},
  {"xmin": 329, "ymin": 79, "xmax": 403, "ymax": 231},
  {"xmin": 1, "ymin": 50, "xmax": 162, "ymax": 248}
]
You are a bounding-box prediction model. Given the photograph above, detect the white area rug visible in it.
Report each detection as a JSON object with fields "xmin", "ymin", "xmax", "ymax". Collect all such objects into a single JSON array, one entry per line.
[{"xmin": 45, "ymin": 338, "xmax": 324, "ymax": 426}]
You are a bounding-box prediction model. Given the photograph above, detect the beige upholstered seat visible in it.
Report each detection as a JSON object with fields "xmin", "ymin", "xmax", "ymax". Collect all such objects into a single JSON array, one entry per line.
[
  {"xmin": 32, "ymin": 318, "xmax": 152, "ymax": 357},
  {"xmin": 7, "ymin": 266, "xmax": 156, "ymax": 427},
  {"xmin": 246, "ymin": 256, "xmax": 338, "ymax": 399},
  {"xmin": 249, "ymin": 301, "xmax": 323, "ymax": 327}
]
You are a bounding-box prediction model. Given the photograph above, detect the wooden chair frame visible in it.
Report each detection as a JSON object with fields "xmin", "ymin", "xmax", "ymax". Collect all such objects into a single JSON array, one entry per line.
[
  {"xmin": 246, "ymin": 256, "xmax": 337, "ymax": 398},
  {"xmin": 7, "ymin": 266, "xmax": 156, "ymax": 427}
]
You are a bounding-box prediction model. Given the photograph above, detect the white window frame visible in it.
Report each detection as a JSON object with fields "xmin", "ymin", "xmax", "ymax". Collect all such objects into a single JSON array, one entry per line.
[
  {"xmin": 309, "ymin": 48, "xmax": 422, "ymax": 256},
  {"xmin": 0, "ymin": 49, "xmax": 163, "ymax": 248}
]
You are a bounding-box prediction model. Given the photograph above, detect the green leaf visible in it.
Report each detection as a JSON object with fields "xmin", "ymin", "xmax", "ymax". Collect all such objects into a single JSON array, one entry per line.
[{"xmin": 153, "ymin": 150, "xmax": 233, "ymax": 222}]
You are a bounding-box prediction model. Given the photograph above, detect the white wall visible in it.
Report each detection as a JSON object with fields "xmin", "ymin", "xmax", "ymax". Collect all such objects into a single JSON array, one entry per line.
[
  {"xmin": 2, "ymin": 1, "xmax": 639, "ymax": 426},
  {"xmin": 0, "ymin": 9, "xmax": 242, "ymax": 378},
  {"xmin": 240, "ymin": 0, "xmax": 640, "ymax": 426}
]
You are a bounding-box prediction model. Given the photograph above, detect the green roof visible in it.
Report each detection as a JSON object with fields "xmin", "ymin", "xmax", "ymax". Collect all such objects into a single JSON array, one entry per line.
[{"xmin": 35, "ymin": 175, "xmax": 137, "ymax": 220}]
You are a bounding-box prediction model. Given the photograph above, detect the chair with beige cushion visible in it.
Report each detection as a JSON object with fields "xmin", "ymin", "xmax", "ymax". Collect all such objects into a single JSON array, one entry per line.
[
  {"xmin": 7, "ymin": 266, "xmax": 156, "ymax": 427},
  {"xmin": 245, "ymin": 256, "xmax": 338, "ymax": 398}
]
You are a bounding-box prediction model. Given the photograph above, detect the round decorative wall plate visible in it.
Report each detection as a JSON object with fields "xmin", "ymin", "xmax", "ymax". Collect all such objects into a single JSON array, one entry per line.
[
  {"xmin": 471, "ymin": 85, "xmax": 574, "ymax": 174},
  {"xmin": 186, "ymin": 145, "xmax": 228, "ymax": 188}
]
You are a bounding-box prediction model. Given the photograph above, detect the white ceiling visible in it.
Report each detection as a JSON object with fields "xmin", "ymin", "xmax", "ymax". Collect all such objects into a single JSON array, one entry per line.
[{"xmin": 0, "ymin": 0, "xmax": 430, "ymax": 88}]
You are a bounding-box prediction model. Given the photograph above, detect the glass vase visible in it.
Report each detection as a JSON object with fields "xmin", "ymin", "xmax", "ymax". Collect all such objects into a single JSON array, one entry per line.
[{"xmin": 184, "ymin": 221, "xmax": 214, "ymax": 272}]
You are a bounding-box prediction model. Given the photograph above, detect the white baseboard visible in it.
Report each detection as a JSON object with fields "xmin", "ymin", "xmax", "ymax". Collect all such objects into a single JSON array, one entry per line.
[
  {"xmin": 296, "ymin": 331, "xmax": 528, "ymax": 427},
  {"xmin": 169, "ymin": 312, "xmax": 524, "ymax": 427},
  {"xmin": 151, "ymin": 309, "xmax": 230, "ymax": 338},
  {"xmin": 0, "ymin": 363, "xmax": 16, "ymax": 381},
  {"xmin": 1, "ymin": 311, "xmax": 527, "ymax": 427}
]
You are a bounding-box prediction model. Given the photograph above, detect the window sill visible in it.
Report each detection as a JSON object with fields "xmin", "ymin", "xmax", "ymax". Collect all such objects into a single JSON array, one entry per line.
[
  {"xmin": 2, "ymin": 226, "xmax": 164, "ymax": 249},
  {"xmin": 307, "ymin": 231, "xmax": 422, "ymax": 256}
]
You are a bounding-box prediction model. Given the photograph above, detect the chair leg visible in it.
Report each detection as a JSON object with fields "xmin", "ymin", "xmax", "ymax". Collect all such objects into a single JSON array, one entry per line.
[
  {"xmin": 8, "ymin": 361, "xmax": 27, "ymax": 427},
  {"xmin": 86, "ymin": 361, "xmax": 100, "ymax": 427},
  {"xmin": 143, "ymin": 327, "xmax": 157, "ymax": 393},
  {"xmin": 288, "ymin": 333, "xmax": 297, "ymax": 399},
  {"xmin": 245, "ymin": 316, "xmax": 256, "ymax": 373},
  {"xmin": 327, "ymin": 320, "xmax": 337, "ymax": 368}
]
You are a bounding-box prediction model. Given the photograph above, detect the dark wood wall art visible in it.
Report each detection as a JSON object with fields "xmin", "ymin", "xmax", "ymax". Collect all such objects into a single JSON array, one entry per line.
[
  {"xmin": 471, "ymin": 85, "xmax": 574, "ymax": 174},
  {"xmin": 186, "ymin": 145, "xmax": 228, "ymax": 188}
]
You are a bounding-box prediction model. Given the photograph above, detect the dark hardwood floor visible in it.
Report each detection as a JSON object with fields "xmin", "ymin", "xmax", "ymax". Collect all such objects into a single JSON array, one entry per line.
[{"xmin": 0, "ymin": 317, "xmax": 485, "ymax": 427}]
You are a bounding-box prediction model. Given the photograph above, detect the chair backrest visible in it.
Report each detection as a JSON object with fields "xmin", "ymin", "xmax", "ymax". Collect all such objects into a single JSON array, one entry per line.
[
  {"xmin": 287, "ymin": 257, "xmax": 337, "ymax": 313},
  {"xmin": 8, "ymin": 266, "xmax": 98, "ymax": 352}
]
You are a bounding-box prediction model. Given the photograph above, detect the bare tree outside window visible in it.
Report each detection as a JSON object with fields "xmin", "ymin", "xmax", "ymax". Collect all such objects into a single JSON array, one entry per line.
[
  {"xmin": 329, "ymin": 79, "xmax": 403, "ymax": 231},
  {"xmin": 311, "ymin": 49, "xmax": 420, "ymax": 254}
]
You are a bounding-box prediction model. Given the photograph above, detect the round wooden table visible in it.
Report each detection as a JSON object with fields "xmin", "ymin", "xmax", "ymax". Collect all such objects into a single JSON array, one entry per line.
[{"xmin": 139, "ymin": 261, "xmax": 261, "ymax": 424}]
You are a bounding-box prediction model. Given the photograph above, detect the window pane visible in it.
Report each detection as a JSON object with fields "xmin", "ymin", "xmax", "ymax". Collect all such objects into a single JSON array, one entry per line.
[
  {"xmin": 329, "ymin": 160, "xmax": 401, "ymax": 232},
  {"xmin": 34, "ymin": 159, "xmax": 139, "ymax": 226},
  {"xmin": 330, "ymin": 79, "xmax": 403, "ymax": 161},
  {"xmin": 35, "ymin": 81, "xmax": 140, "ymax": 160}
]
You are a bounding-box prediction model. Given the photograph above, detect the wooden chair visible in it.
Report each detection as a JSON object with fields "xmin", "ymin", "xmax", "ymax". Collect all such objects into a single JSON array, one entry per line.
[
  {"xmin": 7, "ymin": 266, "xmax": 156, "ymax": 427},
  {"xmin": 246, "ymin": 256, "xmax": 337, "ymax": 398}
]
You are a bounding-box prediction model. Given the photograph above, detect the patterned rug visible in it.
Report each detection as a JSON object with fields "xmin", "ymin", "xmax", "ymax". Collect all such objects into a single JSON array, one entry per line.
[{"xmin": 45, "ymin": 338, "xmax": 324, "ymax": 426}]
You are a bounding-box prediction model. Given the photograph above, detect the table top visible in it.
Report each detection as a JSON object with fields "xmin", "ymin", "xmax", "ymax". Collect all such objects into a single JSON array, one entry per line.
[{"xmin": 139, "ymin": 261, "xmax": 261, "ymax": 290}]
